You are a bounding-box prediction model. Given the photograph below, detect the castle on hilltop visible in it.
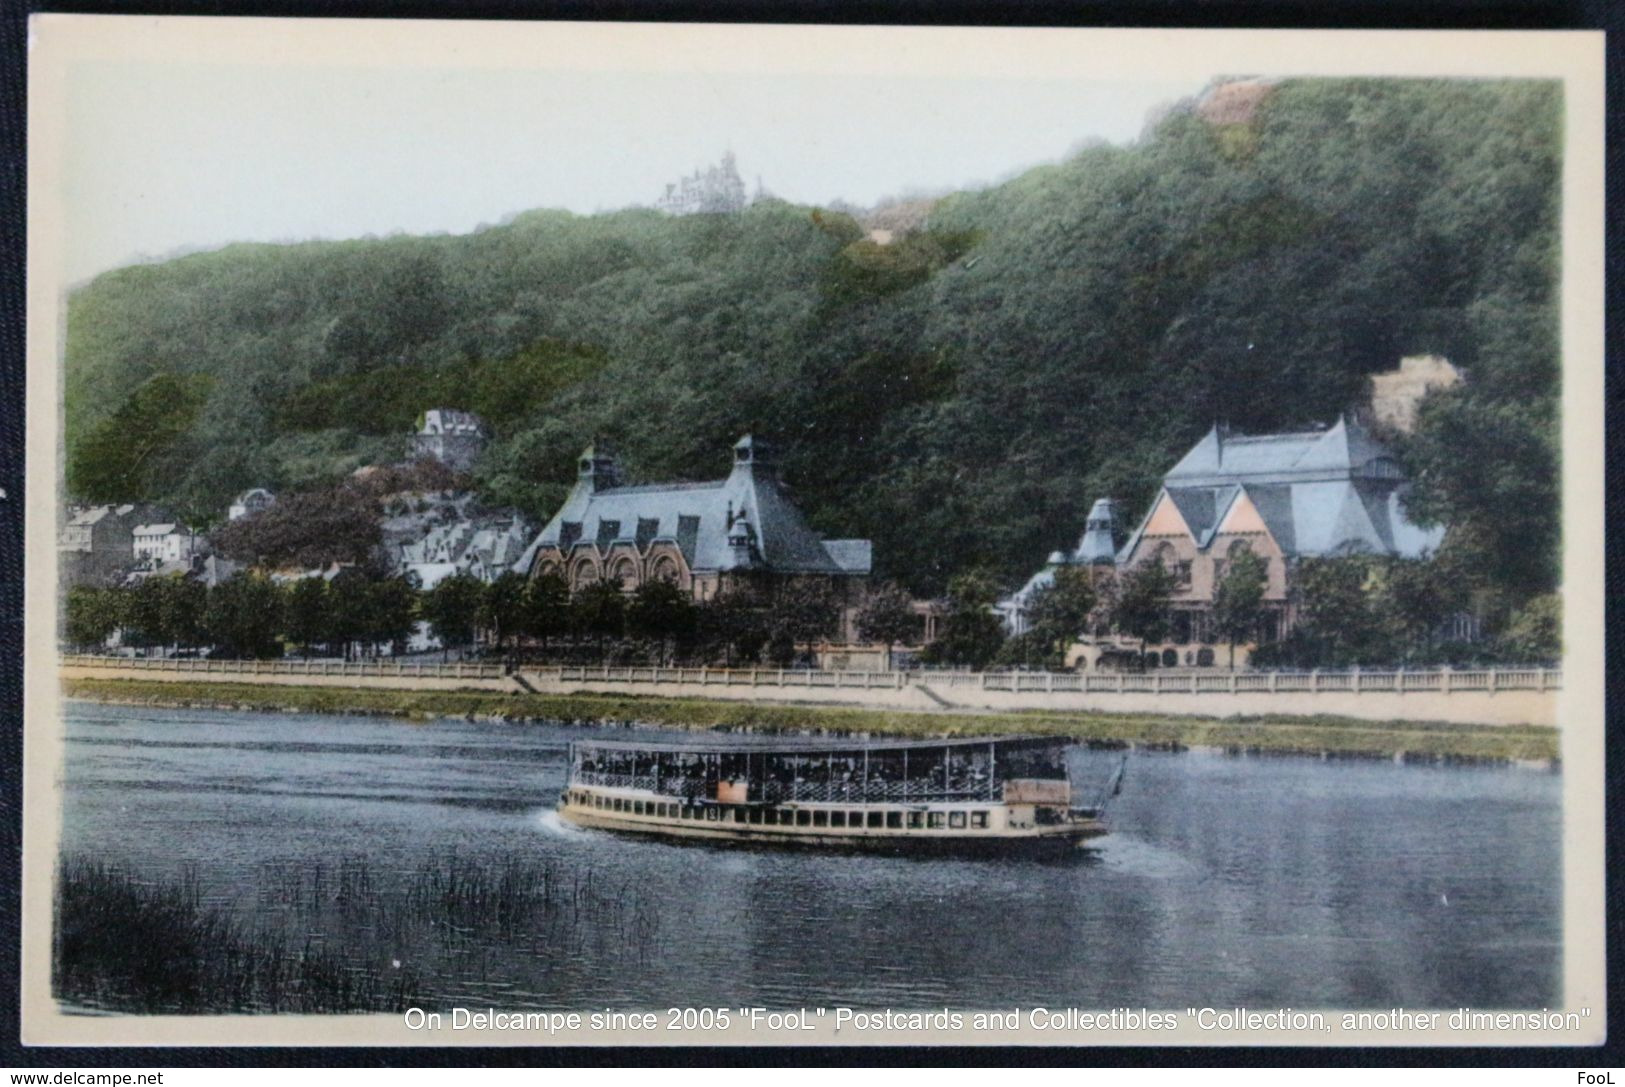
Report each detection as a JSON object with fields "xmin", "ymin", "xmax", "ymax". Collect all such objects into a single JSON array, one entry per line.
[{"xmin": 655, "ymin": 152, "xmax": 766, "ymax": 215}]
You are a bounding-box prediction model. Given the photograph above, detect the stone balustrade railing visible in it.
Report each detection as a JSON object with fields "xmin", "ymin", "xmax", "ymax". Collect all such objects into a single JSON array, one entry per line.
[{"xmin": 60, "ymin": 655, "xmax": 1560, "ymax": 696}]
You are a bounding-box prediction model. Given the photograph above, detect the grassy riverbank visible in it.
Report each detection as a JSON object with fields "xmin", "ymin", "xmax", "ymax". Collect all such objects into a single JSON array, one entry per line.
[
  {"xmin": 55, "ymin": 852, "xmax": 658, "ymax": 1014},
  {"xmin": 62, "ymin": 676, "xmax": 1560, "ymax": 763}
]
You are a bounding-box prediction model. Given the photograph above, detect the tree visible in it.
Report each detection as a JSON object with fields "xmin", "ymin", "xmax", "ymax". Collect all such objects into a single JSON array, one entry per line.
[
  {"xmin": 66, "ymin": 371, "xmax": 214, "ymax": 503},
  {"xmin": 626, "ymin": 579, "xmax": 698, "ymax": 665},
  {"xmin": 1210, "ymin": 548, "xmax": 1269, "ymax": 667},
  {"xmin": 993, "ymin": 630, "xmax": 1061, "ymax": 670},
  {"xmin": 480, "ymin": 572, "xmax": 530, "ymax": 655},
  {"xmin": 767, "ymin": 579, "xmax": 841, "ymax": 665},
  {"xmin": 1496, "ymin": 592, "xmax": 1560, "ymax": 663},
  {"xmin": 166, "ymin": 576, "xmax": 208, "ymax": 651},
  {"xmin": 1027, "ymin": 566, "xmax": 1098, "ymax": 664},
  {"xmin": 1108, "ymin": 561, "xmax": 1176, "ymax": 651},
  {"xmin": 283, "ymin": 577, "xmax": 331, "ymax": 656},
  {"xmin": 63, "ymin": 586, "xmax": 122, "ymax": 651},
  {"xmin": 420, "ymin": 573, "xmax": 485, "ymax": 660},
  {"xmin": 699, "ymin": 587, "xmax": 769, "ymax": 666},
  {"xmin": 211, "ymin": 484, "xmax": 380, "ymax": 570},
  {"xmin": 325, "ymin": 569, "xmax": 374, "ymax": 659},
  {"xmin": 365, "ymin": 575, "xmax": 420, "ymax": 657},
  {"xmin": 920, "ymin": 571, "xmax": 1006, "ymax": 670},
  {"xmin": 521, "ymin": 572, "xmax": 572, "ymax": 654},
  {"xmin": 1287, "ymin": 555, "xmax": 1389, "ymax": 666},
  {"xmin": 855, "ymin": 582, "xmax": 918, "ymax": 647},
  {"xmin": 573, "ymin": 580, "xmax": 627, "ymax": 654},
  {"xmin": 1374, "ymin": 555, "xmax": 1466, "ymax": 661},
  {"xmin": 204, "ymin": 574, "xmax": 284, "ymax": 659},
  {"xmin": 122, "ymin": 578, "xmax": 175, "ymax": 653}
]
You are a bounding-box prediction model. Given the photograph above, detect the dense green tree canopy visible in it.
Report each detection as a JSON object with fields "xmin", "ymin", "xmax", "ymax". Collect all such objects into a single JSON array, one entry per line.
[{"xmin": 64, "ymin": 79, "xmax": 1559, "ymax": 608}]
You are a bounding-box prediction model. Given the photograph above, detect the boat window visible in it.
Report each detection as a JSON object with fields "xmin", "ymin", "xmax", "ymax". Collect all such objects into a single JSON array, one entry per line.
[
  {"xmin": 971, "ymin": 811, "xmax": 989, "ymax": 829},
  {"xmin": 887, "ymin": 812, "xmax": 902, "ymax": 829},
  {"xmin": 796, "ymin": 810, "xmax": 811, "ymax": 826},
  {"xmin": 813, "ymin": 811, "xmax": 829, "ymax": 828},
  {"xmin": 950, "ymin": 812, "xmax": 967, "ymax": 829},
  {"xmin": 849, "ymin": 811, "xmax": 863, "ymax": 828},
  {"xmin": 907, "ymin": 812, "xmax": 923, "ymax": 829},
  {"xmin": 867, "ymin": 811, "xmax": 884, "ymax": 829},
  {"xmin": 732, "ymin": 807, "xmax": 745, "ymax": 823},
  {"xmin": 706, "ymin": 807, "xmax": 719, "ymax": 821},
  {"xmin": 634, "ymin": 801, "xmax": 645, "ymax": 815},
  {"xmin": 748, "ymin": 808, "xmax": 763, "ymax": 825},
  {"xmin": 830, "ymin": 811, "xmax": 846, "ymax": 828},
  {"xmin": 927, "ymin": 812, "xmax": 946, "ymax": 829}
]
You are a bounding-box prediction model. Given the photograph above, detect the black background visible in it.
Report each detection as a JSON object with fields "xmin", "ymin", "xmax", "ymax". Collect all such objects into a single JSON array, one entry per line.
[{"xmin": 0, "ymin": 0, "xmax": 1619, "ymax": 1068}]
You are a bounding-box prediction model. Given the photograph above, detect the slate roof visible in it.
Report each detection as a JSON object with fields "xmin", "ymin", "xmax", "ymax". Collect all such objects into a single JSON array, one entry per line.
[
  {"xmin": 1122, "ymin": 416, "xmax": 1444, "ymax": 561},
  {"xmin": 514, "ymin": 436, "xmax": 871, "ymax": 577},
  {"xmin": 1073, "ymin": 498, "xmax": 1121, "ymax": 564},
  {"xmin": 1166, "ymin": 416, "xmax": 1397, "ymax": 486}
]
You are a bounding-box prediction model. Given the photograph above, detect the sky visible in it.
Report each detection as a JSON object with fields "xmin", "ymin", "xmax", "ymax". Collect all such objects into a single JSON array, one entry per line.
[{"xmin": 61, "ymin": 57, "xmax": 1202, "ymax": 283}]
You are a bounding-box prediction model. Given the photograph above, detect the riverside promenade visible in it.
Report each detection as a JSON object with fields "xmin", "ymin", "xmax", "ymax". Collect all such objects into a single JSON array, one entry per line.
[{"xmin": 59, "ymin": 656, "xmax": 1561, "ymax": 728}]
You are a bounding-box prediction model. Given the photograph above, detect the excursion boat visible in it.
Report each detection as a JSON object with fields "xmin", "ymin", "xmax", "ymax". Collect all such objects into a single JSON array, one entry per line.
[{"xmin": 557, "ymin": 734, "xmax": 1123, "ymax": 856}]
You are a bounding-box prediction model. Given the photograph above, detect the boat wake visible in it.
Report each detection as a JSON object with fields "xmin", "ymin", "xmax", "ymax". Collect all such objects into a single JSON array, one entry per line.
[
  {"xmin": 533, "ymin": 808, "xmax": 592, "ymax": 839},
  {"xmin": 1092, "ymin": 834, "xmax": 1202, "ymax": 880}
]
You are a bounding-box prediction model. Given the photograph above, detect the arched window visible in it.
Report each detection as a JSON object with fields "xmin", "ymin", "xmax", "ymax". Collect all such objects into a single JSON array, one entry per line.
[
  {"xmin": 571, "ymin": 558, "xmax": 600, "ymax": 589},
  {"xmin": 1161, "ymin": 648, "xmax": 1178, "ymax": 668},
  {"xmin": 611, "ymin": 557, "xmax": 639, "ymax": 588},
  {"xmin": 650, "ymin": 555, "xmax": 681, "ymax": 583}
]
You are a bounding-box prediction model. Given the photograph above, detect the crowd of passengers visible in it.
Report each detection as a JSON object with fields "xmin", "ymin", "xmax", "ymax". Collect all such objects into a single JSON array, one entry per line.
[{"xmin": 574, "ymin": 750, "xmax": 1004, "ymax": 800}]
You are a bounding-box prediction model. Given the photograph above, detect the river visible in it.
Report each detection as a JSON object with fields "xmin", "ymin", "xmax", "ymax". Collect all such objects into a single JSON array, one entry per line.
[{"xmin": 57, "ymin": 701, "xmax": 1561, "ymax": 1012}]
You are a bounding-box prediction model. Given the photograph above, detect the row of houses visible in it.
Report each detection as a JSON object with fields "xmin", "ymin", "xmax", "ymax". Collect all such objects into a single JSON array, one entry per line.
[
  {"xmin": 65, "ymin": 359, "xmax": 1457, "ymax": 669},
  {"xmin": 498, "ymin": 411, "xmax": 1445, "ymax": 670}
]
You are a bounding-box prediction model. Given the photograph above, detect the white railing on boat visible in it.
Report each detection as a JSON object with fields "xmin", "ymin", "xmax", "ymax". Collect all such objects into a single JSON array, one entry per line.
[{"xmin": 572, "ymin": 769, "xmax": 999, "ymax": 803}]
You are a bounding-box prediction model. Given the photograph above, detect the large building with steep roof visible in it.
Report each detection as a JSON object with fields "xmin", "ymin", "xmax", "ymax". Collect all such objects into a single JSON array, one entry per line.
[
  {"xmin": 1114, "ymin": 415, "xmax": 1443, "ymax": 661},
  {"xmin": 516, "ymin": 435, "xmax": 873, "ymax": 640},
  {"xmin": 1001, "ymin": 415, "xmax": 1446, "ymax": 667}
]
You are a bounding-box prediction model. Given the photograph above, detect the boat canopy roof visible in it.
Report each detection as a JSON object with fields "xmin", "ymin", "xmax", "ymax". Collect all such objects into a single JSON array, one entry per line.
[{"xmin": 570, "ymin": 733, "xmax": 1068, "ymax": 756}]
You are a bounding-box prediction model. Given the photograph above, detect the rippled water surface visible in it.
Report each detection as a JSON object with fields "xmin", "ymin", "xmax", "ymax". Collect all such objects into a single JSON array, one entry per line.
[{"xmin": 59, "ymin": 701, "xmax": 1561, "ymax": 1010}]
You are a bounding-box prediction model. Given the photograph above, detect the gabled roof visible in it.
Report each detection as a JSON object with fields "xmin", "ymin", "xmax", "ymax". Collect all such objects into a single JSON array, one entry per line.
[
  {"xmin": 1164, "ymin": 485, "xmax": 1239, "ymax": 549},
  {"xmin": 515, "ymin": 437, "xmax": 868, "ymax": 577},
  {"xmin": 1117, "ymin": 415, "xmax": 1443, "ymax": 562}
]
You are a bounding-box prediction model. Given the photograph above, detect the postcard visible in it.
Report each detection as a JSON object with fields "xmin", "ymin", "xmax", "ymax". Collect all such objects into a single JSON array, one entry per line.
[{"xmin": 22, "ymin": 17, "xmax": 1606, "ymax": 1047}]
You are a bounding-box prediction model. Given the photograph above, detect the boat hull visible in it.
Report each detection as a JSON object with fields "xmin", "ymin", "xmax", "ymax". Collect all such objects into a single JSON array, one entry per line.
[{"xmin": 558, "ymin": 801, "xmax": 1106, "ymax": 858}]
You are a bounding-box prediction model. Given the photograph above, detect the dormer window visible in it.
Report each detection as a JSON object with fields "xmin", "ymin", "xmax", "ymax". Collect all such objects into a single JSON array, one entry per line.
[{"xmin": 1366, "ymin": 456, "xmax": 1403, "ymax": 480}]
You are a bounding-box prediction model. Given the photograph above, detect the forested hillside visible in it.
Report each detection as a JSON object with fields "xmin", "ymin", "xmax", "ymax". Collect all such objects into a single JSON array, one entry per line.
[{"xmin": 64, "ymin": 78, "xmax": 1560, "ymax": 601}]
